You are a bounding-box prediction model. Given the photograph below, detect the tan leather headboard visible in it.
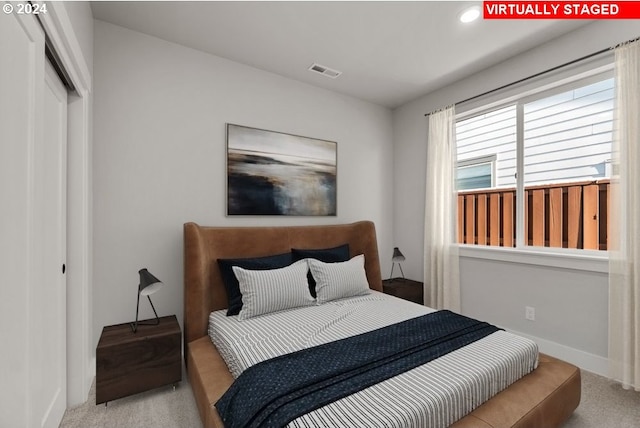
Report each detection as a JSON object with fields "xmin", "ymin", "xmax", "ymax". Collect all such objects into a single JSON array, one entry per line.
[{"xmin": 183, "ymin": 221, "xmax": 383, "ymax": 346}]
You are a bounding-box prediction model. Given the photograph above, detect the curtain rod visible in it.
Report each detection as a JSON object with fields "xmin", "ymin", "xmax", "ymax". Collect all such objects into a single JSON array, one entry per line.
[{"xmin": 423, "ymin": 43, "xmax": 620, "ymax": 117}]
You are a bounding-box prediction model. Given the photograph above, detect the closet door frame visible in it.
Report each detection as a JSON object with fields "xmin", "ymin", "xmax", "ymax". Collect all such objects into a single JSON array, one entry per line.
[
  {"xmin": 1, "ymin": 2, "xmax": 92, "ymax": 423},
  {"xmin": 0, "ymin": 8, "xmax": 46, "ymax": 426},
  {"xmin": 38, "ymin": 1, "xmax": 94, "ymax": 408}
]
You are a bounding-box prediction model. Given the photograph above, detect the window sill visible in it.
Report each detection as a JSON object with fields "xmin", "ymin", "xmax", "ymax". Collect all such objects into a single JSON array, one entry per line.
[{"xmin": 457, "ymin": 245, "xmax": 609, "ymax": 273}]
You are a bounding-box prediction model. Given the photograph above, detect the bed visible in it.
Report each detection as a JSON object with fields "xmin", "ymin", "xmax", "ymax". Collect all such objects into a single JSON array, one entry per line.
[{"xmin": 184, "ymin": 221, "xmax": 581, "ymax": 428}]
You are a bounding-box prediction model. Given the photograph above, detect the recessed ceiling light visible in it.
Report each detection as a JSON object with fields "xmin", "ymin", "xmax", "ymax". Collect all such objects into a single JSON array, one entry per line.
[
  {"xmin": 308, "ymin": 63, "xmax": 342, "ymax": 79},
  {"xmin": 459, "ymin": 6, "xmax": 481, "ymax": 23}
]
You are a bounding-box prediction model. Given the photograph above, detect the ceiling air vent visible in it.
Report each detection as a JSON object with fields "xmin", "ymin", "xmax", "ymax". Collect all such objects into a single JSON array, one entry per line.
[{"xmin": 308, "ymin": 63, "xmax": 342, "ymax": 79}]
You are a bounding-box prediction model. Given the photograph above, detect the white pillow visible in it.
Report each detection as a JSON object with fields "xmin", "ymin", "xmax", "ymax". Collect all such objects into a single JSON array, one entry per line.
[
  {"xmin": 308, "ymin": 254, "xmax": 370, "ymax": 304},
  {"xmin": 233, "ymin": 259, "xmax": 314, "ymax": 320}
]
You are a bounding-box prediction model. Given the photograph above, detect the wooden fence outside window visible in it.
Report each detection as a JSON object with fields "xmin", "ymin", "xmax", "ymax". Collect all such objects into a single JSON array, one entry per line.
[{"xmin": 457, "ymin": 179, "xmax": 610, "ymax": 250}]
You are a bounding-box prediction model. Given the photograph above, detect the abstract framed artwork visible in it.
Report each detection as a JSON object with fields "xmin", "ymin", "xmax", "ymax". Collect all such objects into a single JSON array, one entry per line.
[{"xmin": 226, "ymin": 124, "xmax": 337, "ymax": 216}]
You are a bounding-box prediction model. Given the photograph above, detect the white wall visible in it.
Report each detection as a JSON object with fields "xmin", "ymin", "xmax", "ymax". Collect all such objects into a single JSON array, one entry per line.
[
  {"xmin": 393, "ymin": 21, "xmax": 639, "ymax": 374},
  {"xmin": 93, "ymin": 20, "xmax": 394, "ymax": 350}
]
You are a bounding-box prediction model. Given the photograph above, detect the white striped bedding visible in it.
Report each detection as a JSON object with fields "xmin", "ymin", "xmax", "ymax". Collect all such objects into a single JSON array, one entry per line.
[{"xmin": 208, "ymin": 291, "xmax": 538, "ymax": 428}]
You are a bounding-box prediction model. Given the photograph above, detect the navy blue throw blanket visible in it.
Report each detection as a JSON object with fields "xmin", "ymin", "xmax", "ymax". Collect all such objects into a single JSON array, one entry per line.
[{"xmin": 216, "ymin": 310, "xmax": 500, "ymax": 428}]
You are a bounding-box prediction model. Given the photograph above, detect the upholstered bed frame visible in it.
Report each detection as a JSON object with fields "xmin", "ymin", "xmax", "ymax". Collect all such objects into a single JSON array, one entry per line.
[{"xmin": 184, "ymin": 221, "xmax": 581, "ymax": 428}]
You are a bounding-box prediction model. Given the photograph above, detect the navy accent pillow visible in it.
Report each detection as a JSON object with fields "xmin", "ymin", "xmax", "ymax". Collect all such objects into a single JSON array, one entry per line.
[
  {"xmin": 218, "ymin": 252, "xmax": 293, "ymax": 316},
  {"xmin": 292, "ymin": 244, "xmax": 350, "ymax": 298}
]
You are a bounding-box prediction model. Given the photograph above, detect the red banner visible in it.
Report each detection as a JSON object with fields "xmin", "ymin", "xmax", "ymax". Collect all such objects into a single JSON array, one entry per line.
[{"xmin": 483, "ymin": 1, "xmax": 640, "ymax": 19}]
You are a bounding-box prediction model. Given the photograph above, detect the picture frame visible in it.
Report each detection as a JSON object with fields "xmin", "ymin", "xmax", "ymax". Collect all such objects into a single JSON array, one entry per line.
[{"xmin": 226, "ymin": 124, "xmax": 337, "ymax": 216}]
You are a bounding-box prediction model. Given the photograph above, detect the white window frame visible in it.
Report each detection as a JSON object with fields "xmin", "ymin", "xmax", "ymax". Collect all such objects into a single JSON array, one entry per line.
[{"xmin": 455, "ymin": 64, "xmax": 614, "ymax": 273}]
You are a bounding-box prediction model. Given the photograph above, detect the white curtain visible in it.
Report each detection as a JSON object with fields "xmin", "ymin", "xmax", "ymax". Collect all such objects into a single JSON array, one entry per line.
[
  {"xmin": 425, "ymin": 106, "xmax": 460, "ymax": 312},
  {"xmin": 609, "ymin": 39, "xmax": 640, "ymax": 391}
]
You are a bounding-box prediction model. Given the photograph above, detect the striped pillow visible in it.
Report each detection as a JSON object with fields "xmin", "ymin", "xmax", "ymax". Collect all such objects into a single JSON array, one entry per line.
[
  {"xmin": 308, "ymin": 254, "xmax": 370, "ymax": 304},
  {"xmin": 233, "ymin": 259, "xmax": 315, "ymax": 320}
]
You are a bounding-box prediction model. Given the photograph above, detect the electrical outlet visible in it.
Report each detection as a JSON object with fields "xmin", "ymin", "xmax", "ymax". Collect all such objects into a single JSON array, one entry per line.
[{"xmin": 525, "ymin": 306, "xmax": 535, "ymax": 321}]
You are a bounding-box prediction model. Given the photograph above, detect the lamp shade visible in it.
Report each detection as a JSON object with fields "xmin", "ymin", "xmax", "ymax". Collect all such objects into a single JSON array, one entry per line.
[
  {"xmin": 392, "ymin": 247, "xmax": 405, "ymax": 262},
  {"xmin": 139, "ymin": 268, "xmax": 163, "ymax": 296}
]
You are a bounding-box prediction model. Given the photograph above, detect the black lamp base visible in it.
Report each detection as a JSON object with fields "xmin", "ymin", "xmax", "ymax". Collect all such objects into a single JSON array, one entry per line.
[
  {"xmin": 131, "ymin": 295, "xmax": 160, "ymax": 333},
  {"xmin": 389, "ymin": 262, "xmax": 405, "ymax": 280},
  {"xmin": 130, "ymin": 317, "xmax": 160, "ymax": 332}
]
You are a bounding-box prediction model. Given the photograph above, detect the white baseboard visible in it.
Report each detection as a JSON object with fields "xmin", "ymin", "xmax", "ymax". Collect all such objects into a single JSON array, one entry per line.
[{"xmin": 508, "ymin": 329, "xmax": 609, "ymax": 377}]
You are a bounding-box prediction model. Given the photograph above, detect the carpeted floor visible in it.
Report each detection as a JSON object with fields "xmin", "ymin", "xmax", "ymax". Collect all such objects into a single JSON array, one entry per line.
[
  {"xmin": 60, "ymin": 368, "xmax": 639, "ymax": 428},
  {"xmin": 563, "ymin": 370, "xmax": 640, "ymax": 427},
  {"xmin": 60, "ymin": 367, "xmax": 202, "ymax": 428}
]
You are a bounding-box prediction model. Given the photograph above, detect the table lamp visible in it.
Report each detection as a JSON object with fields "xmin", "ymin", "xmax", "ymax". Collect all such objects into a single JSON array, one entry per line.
[
  {"xmin": 131, "ymin": 268, "xmax": 163, "ymax": 333},
  {"xmin": 390, "ymin": 247, "xmax": 406, "ymax": 279}
]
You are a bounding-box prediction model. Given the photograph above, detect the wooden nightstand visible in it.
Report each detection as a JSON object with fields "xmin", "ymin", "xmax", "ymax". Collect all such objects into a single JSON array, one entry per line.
[
  {"xmin": 382, "ymin": 278, "xmax": 424, "ymax": 305},
  {"xmin": 96, "ymin": 315, "xmax": 182, "ymax": 405}
]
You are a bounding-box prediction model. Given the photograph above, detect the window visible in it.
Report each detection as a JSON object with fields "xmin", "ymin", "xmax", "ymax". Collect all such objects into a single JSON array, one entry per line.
[
  {"xmin": 456, "ymin": 75, "xmax": 613, "ymax": 251},
  {"xmin": 457, "ymin": 155, "xmax": 497, "ymax": 191}
]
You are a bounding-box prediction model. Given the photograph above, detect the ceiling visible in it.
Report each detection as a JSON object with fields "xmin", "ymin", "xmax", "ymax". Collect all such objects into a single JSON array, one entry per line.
[{"xmin": 91, "ymin": 1, "xmax": 590, "ymax": 109}]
